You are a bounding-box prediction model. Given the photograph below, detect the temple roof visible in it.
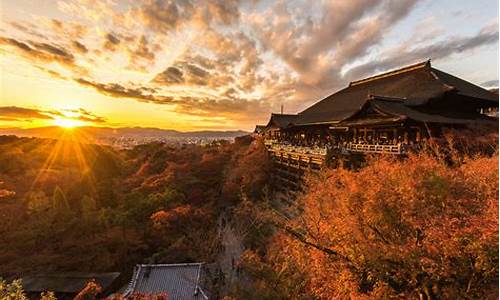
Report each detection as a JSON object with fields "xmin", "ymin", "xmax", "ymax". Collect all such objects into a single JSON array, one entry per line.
[
  {"xmin": 254, "ymin": 125, "xmax": 266, "ymax": 133},
  {"xmin": 22, "ymin": 272, "xmax": 120, "ymax": 294},
  {"xmin": 265, "ymin": 113, "xmax": 298, "ymax": 129},
  {"xmin": 335, "ymin": 95, "xmax": 496, "ymax": 127},
  {"xmin": 295, "ymin": 60, "xmax": 498, "ymax": 126},
  {"xmin": 124, "ymin": 263, "xmax": 208, "ymax": 299}
]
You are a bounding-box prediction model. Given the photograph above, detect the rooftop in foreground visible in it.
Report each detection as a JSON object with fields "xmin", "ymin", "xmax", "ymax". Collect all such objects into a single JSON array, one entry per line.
[
  {"xmin": 124, "ymin": 263, "xmax": 209, "ymax": 299},
  {"xmin": 21, "ymin": 272, "xmax": 120, "ymax": 294}
]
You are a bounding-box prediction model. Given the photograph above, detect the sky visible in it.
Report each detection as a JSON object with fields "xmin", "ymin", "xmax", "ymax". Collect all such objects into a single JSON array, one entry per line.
[{"xmin": 0, "ymin": 0, "xmax": 498, "ymax": 131}]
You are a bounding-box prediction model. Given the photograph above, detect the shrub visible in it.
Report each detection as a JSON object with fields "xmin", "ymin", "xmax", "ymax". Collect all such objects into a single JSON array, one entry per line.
[{"xmin": 259, "ymin": 132, "xmax": 498, "ymax": 299}]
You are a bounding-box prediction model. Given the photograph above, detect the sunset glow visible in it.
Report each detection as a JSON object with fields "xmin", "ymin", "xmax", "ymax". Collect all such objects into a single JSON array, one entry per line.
[
  {"xmin": 0, "ymin": 0, "xmax": 498, "ymax": 131},
  {"xmin": 53, "ymin": 118, "xmax": 85, "ymax": 129}
]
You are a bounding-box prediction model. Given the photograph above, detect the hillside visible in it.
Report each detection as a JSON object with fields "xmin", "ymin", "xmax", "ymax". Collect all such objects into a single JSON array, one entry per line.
[
  {"xmin": 0, "ymin": 134, "xmax": 270, "ymax": 298},
  {"xmin": 0, "ymin": 129, "xmax": 498, "ymax": 299}
]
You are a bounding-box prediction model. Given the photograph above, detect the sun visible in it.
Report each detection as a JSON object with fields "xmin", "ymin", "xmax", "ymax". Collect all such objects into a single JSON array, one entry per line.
[{"xmin": 54, "ymin": 117, "xmax": 85, "ymax": 129}]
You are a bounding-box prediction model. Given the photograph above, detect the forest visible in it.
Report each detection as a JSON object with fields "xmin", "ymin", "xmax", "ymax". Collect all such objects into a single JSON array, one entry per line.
[{"xmin": 0, "ymin": 127, "xmax": 498, "ymax": 299}]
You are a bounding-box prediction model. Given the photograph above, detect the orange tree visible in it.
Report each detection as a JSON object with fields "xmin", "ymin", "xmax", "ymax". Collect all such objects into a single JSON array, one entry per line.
[
  {"xmin": 237, "ymin": 129, "xmax": 499, "ymax": 299},
  {"xmin": 262, "ymin": 151, "xmax": 498, "ymax": 299}
]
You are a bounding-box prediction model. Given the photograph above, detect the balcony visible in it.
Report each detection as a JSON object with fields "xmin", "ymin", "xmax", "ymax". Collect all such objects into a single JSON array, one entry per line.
[
  {"xmin": 264, "ymin": 139, "xmax": 278, "ymax": 146},
  {"xmin": 265, "ymin": 139, "xmax": 406, "ymax": 169},
  {"xmin": 269, "ymin": 143, "xmax": 328, "ymax": 156},
  {"xmin": 266, "ymin": 142, "xmax": 327, "ymax": 166},
  {"xmin": 344, "ymin": 142, "xmax": 404, "ymax": 155}
]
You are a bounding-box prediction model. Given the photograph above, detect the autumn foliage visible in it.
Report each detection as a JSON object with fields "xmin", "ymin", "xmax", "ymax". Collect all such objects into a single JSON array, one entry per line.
[
  {"xmin": 74, "ymin": 279, "xmax": 102, "ymax": 300},
  {"xmin": 0, "ymin": 134, "xmax": 271, "ymax": 297},
  {"xmin": 0, "ymin": 129, "xmax": 497, "ymax": 299},
  {"xmin": 238, "ymin": 130, "xmax": 499, "ymax": 299}
]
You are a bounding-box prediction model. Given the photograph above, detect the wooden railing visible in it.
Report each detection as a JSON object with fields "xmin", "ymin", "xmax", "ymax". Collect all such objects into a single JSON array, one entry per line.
[
  {"xmin": 264, "ymin": 140, "xmax": 406, "ymax": 169},
  {"xmin": 266, "ymin": 142, "xmax": 327, "ymax": 166},
  {"xmin": 264, "ymin": 139, "xmax": 278, "ymax": 146},
  {"xmin": 344, "ymin": 143, "xmax": 404, "ymax": 154},
  {"xmin": 269, "ymin": 144, "xmax": 327, "ymax": 156}
]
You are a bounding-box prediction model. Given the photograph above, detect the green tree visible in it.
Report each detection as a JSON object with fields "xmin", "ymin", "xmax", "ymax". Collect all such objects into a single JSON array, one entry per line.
[
  {"xmin": 40, "ymin": 291, "xmax": 57, "ymax": 300},
  {"xmin": 52, "ymin": 186, "xmax": 69, "ymax": 213},
  {"xmin": 26, "ymin": 190, "xmax": 51, "ymax": 214},
  {"xmin": 81, "ymin": 195, "xmax": 97, "ymax": 218},
  {"xmin": 0, "ymin": 279, "xmax": 28, "ymax": 300}
]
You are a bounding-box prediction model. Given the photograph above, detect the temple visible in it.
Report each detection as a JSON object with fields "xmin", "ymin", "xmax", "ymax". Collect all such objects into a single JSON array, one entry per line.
[{"xmin": 260, "ymin": 60, "xmax": 498, "ymax": 186}]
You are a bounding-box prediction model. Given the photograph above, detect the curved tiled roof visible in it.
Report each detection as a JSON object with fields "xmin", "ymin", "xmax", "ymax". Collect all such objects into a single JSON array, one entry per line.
[
  {"xmin": 124, "ymin": 263, "xmax": 208, "ymax": 299},
  {"xmin": 265, "ymin": 113, "xmax": 298, "ymax": 129},
  {"xmin": 295, "ymin": 60, "xmax": 498, "ymax": 126},
  {"xmin": 370, "ymin": 97, "xmax": 495, "ymax": 124},
  {"xmin": 22, "ymin": 272, "xmax": 120, "ymax": 294}
]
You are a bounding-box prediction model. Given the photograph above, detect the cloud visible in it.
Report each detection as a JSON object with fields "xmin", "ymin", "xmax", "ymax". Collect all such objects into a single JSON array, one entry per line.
[
  {"xmin": 2, "ymin": 0, "xmax": 497, "ymax": 129},
  {"xmin": 0, "ymin": 106, "xmax": 54, "ymax": 120},
  {"xmin": 345, "ymin": 22, "xmax": 499, "ymax": 81},
  {"xmin": 481, "ymin": 80, "xmax": 499, "ymax": 88},
  {"xmin": 0, "ymin": 106, "xmax": 106, "ymax": 124},
  {"xmin": 72, "ymin": 40, "xmax": 88, "ymax": 53},
  {"xmin": 153, "ymin": 67, "xmax": 184, "ymax": 84},
  {"xmin": 30, "ymin": 41, "xmax": 74, "ymax": 59},
  {"xmin": 0, "ymin": 36, "xmax": 87, "ymax": 75},
  {"xmin": 133, "ymin": 0, "xmax": 194, "ymax": 33},
  {"xmin": 174, "ymin": 96, "xmax": 271, "ymax": 122},
  {"xmin": 248, "ymin": 0, "xmax": 421, "ymax": 89},
  {"xmin": 132, "ymin": 35, "xmax": 155, "ymax": 61},
  {"xmin": 103, "ymin": 32, "xmax": 121, "ymax": 51},
  {"xmin": 131, "ymin": 0, "xmax": 242, "ymax": 34},
  {"xmin": 9, "ymin": 21, "xmax": 46, "ymax": 39},
  {"xmin": 205, "ymin": 0, "xmax": 241, "ymax": 25},
  {"xmin": 65, "ymin": 108, "xmax": 106, "ymax": 123},
  {"xmin": 152, "ymin": 62, "xmax": 210, "ymax": 86},
  {"xmin": 48, "ymin": 18, "xmax": 89, "ymax": 39},
  {"xmin": 75, "ymin": 78, "xmax": 173, "ymax": 103}
]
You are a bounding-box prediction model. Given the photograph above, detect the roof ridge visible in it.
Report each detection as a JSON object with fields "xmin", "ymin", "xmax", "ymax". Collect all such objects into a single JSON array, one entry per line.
[
  {"xmin": 28, "ymin": 272, "xmax": 120, "ymax": 278},
  {"xmin": 138, "ymin": 262, "xmax": 205, "ymax": 267},
  {"xmin": 368, "ymin": 94, "xmax": 406, "ymax": 102},
  {"xmin": 349, "ymin": 60, "xmax": 431, "ymax": 87},
  {"xmin": 271, "ymin": 113, "xmax": 297, "ymax": 116}
]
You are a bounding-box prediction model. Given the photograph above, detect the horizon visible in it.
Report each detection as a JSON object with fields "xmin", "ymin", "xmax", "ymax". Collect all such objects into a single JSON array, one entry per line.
[
  {"xmin": 0, "ymin": 0, "xmax": 498, "ymax": 132},
  {"xmin": 0, "ymin": 124, "xmax": 249, "ymax": 133}
]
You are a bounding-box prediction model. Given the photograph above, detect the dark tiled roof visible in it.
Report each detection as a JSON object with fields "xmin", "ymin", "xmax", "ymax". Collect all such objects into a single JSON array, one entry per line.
[
  {"xmin": 337, "ymin": 96, "xmax": 497, "ymax": 126},
  {"xmin": 265, "ymin": 113, "xmax": 298, "ymax": 129},
  {"xmin": 431, "ymin": 68, "xmax": 498, "ymax": 102},
  {"xmin": 296, "ymin": 60, "xmax": 498, "ymax": 125},
  {"xmin": 124, "ymin": 263, "xmax": 208, "ymax": 300},
  {"xmin": 371, "ymin": 97, "xmax": 496, "ymax": 124},
  {"xmin": 254, "ymin": 125, "xmax": 266, "ymax": 133},
  {"xmin": 21, "ymin": 272, "xmax": 120, "ymax": 294}
]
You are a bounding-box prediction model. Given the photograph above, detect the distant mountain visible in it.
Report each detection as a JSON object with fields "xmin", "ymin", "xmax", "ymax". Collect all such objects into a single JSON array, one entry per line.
[
  {"xmin": 0, "ymin": 126, "xmax": 249, "ymax": 141},
  {"xmin": 481, "ymin": 80, "xmax": 499, "ymax": 88}
]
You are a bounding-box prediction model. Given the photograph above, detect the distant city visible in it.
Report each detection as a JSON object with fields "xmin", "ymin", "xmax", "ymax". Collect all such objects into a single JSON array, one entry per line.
[
  {"xmin": 100, "ymin": 135, "xmax": 239, "ymax": 149},
  {"xmin": 0, "ymin": 126, "xmax": 249, "ymax": 148}
]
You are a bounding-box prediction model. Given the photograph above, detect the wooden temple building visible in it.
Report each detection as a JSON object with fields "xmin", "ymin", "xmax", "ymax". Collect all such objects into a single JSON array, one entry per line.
[{"xmin": 260, "ymin": 61, "xmax": 498, "ymax": 188}]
